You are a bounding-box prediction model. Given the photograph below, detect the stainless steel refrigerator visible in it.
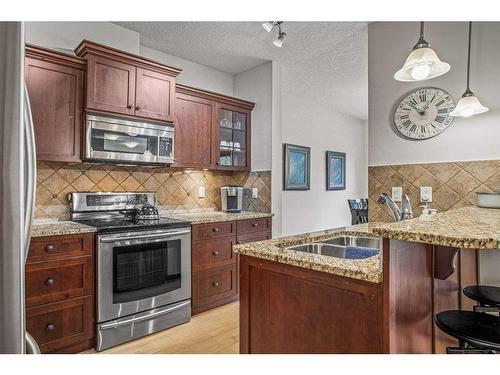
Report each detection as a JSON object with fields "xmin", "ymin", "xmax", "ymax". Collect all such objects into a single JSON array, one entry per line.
[{"xmin": 0, "ymin": 21, "xmax": 40, "ymax": 354}]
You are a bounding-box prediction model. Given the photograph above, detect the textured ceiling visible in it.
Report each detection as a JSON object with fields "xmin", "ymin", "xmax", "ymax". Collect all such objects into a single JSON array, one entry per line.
[{"xmin": 115, "ymin": 22, "xmax": 368, "ymax": 119}]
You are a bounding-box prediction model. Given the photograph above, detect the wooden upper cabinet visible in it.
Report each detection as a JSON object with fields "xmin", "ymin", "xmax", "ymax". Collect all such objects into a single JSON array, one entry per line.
[
  {"xmin": 174, "ymin": 86, "xmax": 215, "ymax": 168},
  {"xmin": 173, "ymin": 84, "xmax": 255, "ymax": 171},
  {"xmin": 85, "ymin": 54, "xmax": 136, "ymax": 116},
  {"xmin": 75, "ymin": 40, "xmax": 181, "ymax": 123},
  {"xmin": 135, "ymin": 68, "xmax": 175, "ymax": 122},
  {"xmin": 25, "ymin": 45, "xmax": 85, "ymax": 162}
]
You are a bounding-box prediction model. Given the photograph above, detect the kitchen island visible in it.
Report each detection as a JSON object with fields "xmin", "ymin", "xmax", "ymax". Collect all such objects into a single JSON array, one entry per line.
[{"xmin": 234, "ymin": 206, "xmax": 500, "ymax": 354}]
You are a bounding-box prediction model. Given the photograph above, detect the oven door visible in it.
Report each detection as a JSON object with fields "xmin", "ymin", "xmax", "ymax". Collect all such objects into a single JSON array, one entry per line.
[
  {"xmin": 86, "ymin": 114, "xmax": 174, "ymax": 164},
  {"xmin": 97, "ymin": 227, "xmax": 191, "ymax": 322}
]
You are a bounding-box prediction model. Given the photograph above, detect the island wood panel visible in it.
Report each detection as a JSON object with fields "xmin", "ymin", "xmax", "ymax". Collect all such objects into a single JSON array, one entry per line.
[
  {"xmin": 239, "ymin": 255, "xmax": 383, "ymax": 354},
  {"xmin": 173, "ymin": 92, "xmax": 215, "ymax": 168},
  {"xmin": 25, "ymin": 50, "xmax": 84, "ymax": 162},
  {"xmin": 383, "ymin": 239, "xmax": 434, "ymax": 354}
]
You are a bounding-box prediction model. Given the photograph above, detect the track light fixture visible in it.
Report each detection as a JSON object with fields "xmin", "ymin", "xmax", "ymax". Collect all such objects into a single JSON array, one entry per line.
[{"xmin": 262, "ymin": 21, "xmax": 286, "ymax": 48}]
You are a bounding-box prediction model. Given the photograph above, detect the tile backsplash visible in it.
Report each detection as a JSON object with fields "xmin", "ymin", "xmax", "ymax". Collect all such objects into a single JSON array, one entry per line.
[
  {"xmin": 368, "ymin": 160, "xmax": 500, "ymax": 222},
  {"xmin": 35, "ymin": 161, "xmax": 271, "ymax": 220}
]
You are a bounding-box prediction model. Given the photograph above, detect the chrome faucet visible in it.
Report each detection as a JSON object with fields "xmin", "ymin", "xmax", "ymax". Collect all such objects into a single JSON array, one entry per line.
[{"xmin": 377, "ymin": 193, "xmax": 413, "ymax": 221}]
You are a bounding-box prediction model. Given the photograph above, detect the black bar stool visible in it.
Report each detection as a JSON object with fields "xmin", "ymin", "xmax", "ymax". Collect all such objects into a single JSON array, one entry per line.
[
  {"xmin": 463, "ymin": 285, "xmax": 500, "ymax": 314},
  {"xmin": 434, "ymin": 310, "xmax": 500, "ymax": 353}
]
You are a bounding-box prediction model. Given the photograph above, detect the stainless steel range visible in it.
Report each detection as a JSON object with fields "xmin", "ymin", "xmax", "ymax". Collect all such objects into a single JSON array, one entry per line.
[{"xmin": 69, "ymin": 192, "xmax": 192, "ymax": 351}]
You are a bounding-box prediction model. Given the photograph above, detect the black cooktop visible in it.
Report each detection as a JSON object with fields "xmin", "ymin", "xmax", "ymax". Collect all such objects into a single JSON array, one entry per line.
[{"xmin": 75, "ymin": 217, "xmax": 191, "ymax": 234}]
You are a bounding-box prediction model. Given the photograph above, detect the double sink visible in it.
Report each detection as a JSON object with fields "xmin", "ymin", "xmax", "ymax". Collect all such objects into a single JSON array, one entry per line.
[{"xmin": 286, "ymin": 236, "xmax": 381, "ymax": 260}]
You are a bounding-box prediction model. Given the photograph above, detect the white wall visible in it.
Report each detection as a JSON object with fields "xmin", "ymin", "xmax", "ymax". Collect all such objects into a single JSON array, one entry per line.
[
  {"xmin": 233, "ymin": 62, "xmax": 272, "ymax": 172},
  {"xmin": 369, "ymin": 22, "xmax": 500, "ymax": 166},
  {"xmin": 25, "ymin": 22, "xmax": 140, "ymax": 54},
  {"xmin": 140, "ymin": 45, "xmax": 233, "ymax": 96},
  {"xmin": 272, "ymin": 63, "xmax": 368, "ymax": 237}
]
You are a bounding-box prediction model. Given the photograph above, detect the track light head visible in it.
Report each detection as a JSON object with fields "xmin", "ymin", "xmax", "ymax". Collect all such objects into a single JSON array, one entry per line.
[
  {"xmin": 273, "ymin": 32, "xmax": 287, "ymax": 48},
  {"xmin": 262, "ymin": 22, "xmax": 275, "ymax": 32}
]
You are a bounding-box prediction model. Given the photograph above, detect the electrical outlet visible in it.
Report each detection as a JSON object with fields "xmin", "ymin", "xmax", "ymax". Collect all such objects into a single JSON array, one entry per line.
[
  {"xmin": 198, "ymin": 186, "xmax": 205, "ymax": 198},
  {"xmin": 392, "ymin": 187, "xmax": 402, "ymax": 202},
  {"xmin": 252, "ymin": 187, "xmax": 258, "ymax": 199},
  {"xmin": 420, "ymin": 187, "xmax": 432, "ymax": 202}
]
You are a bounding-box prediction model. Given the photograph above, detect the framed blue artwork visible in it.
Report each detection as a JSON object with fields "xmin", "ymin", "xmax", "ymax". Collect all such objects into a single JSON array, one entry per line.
[
  {"xmin": 283, "ymin": 143, "xmax": 310, "ymax": 190},
  {"xmin": 326, "ymin": 151, "xmax": 346, "ymax": 190}
]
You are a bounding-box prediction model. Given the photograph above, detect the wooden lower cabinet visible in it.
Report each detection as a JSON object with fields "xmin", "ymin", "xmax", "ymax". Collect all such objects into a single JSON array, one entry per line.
[
  {"xmin": 191, "ymin": 217, "xmax": 272, "ymax": 315},
  {"xmin": 26, "ymin": 233, "xmax": 95, "ymax": 354}
]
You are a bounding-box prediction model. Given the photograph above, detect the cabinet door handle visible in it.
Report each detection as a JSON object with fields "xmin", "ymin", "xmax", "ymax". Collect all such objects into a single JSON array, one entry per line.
[
  {"xmin": 46, "ymin": 323, "xmax": 55, "ymax": 332},
  {"xmin": 127, "ymin": 104, "xmax": 133, "ymax": 109},
  {"xmin": 236, "ymin": 240, "xmax": 242, "ymax": 244},
  {"xmin": 135, "ymin": 106, "xmax": 141, "ymax": 111},
  {"xmin": 212, "ymin": 250, "xmax": 219, "ymax": 256},
  {"xmin": 45, "ymin": 244, "xmax": 54, "ymax": 253},
  {"xmin": 212, "ymin": 228, "xmax": 219, "ymax": 233},
  {"xmin": 45, "ymin": 278, "xmax": 55, "ymax": 286},
  {"xmin": 252, "ymin": 223, "xmax": 258, "ymax": 227},
  {"xmin": 212, "ymin": 281, "xmax": 220, "ymax": 287}
]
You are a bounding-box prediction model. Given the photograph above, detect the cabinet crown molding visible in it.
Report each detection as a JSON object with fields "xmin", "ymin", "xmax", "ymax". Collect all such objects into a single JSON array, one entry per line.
[
  {"xmin": 75, "ymin": 39, "xmax": 182, "ymax": 77},
  {"xmin": 176, "ymin": 84, "xmax": 255, "ymax": 110},
  {"xmin": 26, "ymin": 44, "xmax": 86, "ymax": 69}
]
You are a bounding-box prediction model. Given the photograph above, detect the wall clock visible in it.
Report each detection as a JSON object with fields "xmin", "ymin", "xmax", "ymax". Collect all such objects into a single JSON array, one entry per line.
[{"xmin": 393, "ymin": 87, "xmax": 456, "ymax": 140}]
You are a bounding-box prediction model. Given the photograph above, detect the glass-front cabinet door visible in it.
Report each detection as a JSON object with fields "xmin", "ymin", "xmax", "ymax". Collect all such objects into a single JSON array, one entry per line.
[{"xmin": 217, "ymin": 104, "xmax": 250, "ymax": 170}]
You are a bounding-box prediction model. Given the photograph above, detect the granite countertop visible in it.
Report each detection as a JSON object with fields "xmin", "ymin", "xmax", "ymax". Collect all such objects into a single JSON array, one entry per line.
[
  {"xmin": 373, "ymin": 206, "xmax": 500, "ymax": 249},
  {"xmin": 169, "ymin": 211, "xmax": 273, "ymax": 224},
  {"xmin": 233, "ymin": 222, "xmax": 384, "ymax": 284},
  {"xmin": 31, "ymin": 220, "xmax": 96, "ymax": 238}
]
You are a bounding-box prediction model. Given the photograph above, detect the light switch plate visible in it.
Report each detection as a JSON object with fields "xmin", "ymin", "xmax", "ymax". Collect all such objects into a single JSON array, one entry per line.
[
  {"xmin": 392, "ymin": 187, "xmax": 402, "ymax": 202},
  {"xmin": 252, "ymin": 187, "xmax": 258, "ymax": 199},
  {"xmin": 198, "ymin": 186, "xmax": 205, "ymax": 198},
  {"xmin": 420, "ymin": 187, "xmax": 432, "ymax": 202}
]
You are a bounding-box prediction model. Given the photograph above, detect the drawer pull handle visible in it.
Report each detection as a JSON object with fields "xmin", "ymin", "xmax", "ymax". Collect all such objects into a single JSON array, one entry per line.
[
  {"xmin": 236, "ymin": 241, "xmax": 242, "ymax": 244},
  {"xmin": 46, "ymin": 278, "xmax": 55, "ymax": 286},
  {"xmin": 46, "ymin": 323, "xmax": 55, "ymax": 332},
  {"xmin": 212, "ymin": 228, "xmax": 219, "ymax": 233},
  {"xmin": 212, "ymin": 251, "xmax": 219, "ymax": 256},
  {"xmin": 252, "ymin": 223, "xmax": 258, "ymax": 227},
  {"xmin": 212, "ymin": 281, "xmax": 220, "ymax": 287},
  {"xmin": 45, "ymin": 244, "xmax": 54, "ymax": 253}
]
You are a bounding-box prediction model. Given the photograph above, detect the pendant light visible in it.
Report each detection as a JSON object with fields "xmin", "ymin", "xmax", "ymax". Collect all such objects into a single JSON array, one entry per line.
[
  {"xmin": 394, "ymin": 22, "xmax": 450, "ymax": 82},
  {"xmin": 450, "ymin": 22, "xmax": 489, "ymax": 117}
]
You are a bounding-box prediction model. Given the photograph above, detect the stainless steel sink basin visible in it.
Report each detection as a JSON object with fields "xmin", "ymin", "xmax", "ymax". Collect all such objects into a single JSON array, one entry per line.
[{"xmin": 286, "ymin": 236, "xmax": 381, "ymax": 260}]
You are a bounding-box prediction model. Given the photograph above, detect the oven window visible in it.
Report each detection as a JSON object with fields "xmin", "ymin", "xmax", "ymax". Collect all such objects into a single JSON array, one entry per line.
[
  {"xmin": 90, "ymin": 128, "xmax": 159, "ymax": 156},
  {"xmin": 112, "ymin": 240, "xmax": 181, "ymax": 304}
]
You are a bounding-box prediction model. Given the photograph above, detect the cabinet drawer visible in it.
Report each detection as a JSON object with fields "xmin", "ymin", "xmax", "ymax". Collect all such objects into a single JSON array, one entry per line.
[
  {"xmin": 192, "ymin": 237, "xmax": 235, "ymax": 271},
  {"xmin": 26, "ymin": 256, "xmax": 93, "ymax": 308},
  {"xmin": 28, "ymin": 233, "xmax": 93, "ymax": 263},
  {"xmin": 237, "ymin": 231, "xmax": 272, "ymax": 245},
  {"xmin": 237, "ymin": 217, "xmax": 272, "ymax": 236},
  {"xmin": 192, "ymin": 265, "xmax": 237, "ymax": 309},
  {"xmin": 192, "ymin": 221, "xmax": 236, "ymax": 241},
  {"xmin": 26, "ymin": 296, "xmax": 93, "ymax": 353}
]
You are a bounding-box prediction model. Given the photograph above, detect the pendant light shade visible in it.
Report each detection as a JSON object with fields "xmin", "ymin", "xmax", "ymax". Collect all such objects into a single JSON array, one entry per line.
[
  {"xmin": 450, "ymin": 22, "xmax": 488, "ymax": 117},
  {"xmin": 394, "ymin": 22, "xmax": 450, "ymax": 82},
  {"xmin": 449, "ymin": 92, "xmax": 489, "ymax": 117}
]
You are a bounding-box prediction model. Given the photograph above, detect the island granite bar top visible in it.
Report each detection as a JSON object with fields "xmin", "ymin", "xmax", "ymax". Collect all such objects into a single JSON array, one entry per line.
[
  {"xmin": 373, "ymin": 206, "xmax": 500, "ymax": 249},
  {"xmin": 233, "ymin": 222, "xmax": 384, "ymax": 283}
]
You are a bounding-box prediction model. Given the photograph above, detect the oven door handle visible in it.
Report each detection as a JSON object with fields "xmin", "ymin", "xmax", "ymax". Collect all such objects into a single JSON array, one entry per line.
[
  {"xmin": 99, "ymin": 229, "xmax": 191, "ymax": 243},
  {"xmin": 99, "ymin": 300, "xmax": 191, "ymax": 330}
]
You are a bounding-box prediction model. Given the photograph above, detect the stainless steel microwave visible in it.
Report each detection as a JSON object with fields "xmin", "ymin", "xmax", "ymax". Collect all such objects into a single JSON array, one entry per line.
[{"xmin": 85, "ymin": 114, "xmax": 174, "ymax": 164}]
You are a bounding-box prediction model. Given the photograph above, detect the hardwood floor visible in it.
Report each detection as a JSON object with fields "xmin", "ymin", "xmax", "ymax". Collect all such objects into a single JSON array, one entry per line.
[{"xmin": 85, "ymin": 302, "xmax": 239, "ymax": 354}]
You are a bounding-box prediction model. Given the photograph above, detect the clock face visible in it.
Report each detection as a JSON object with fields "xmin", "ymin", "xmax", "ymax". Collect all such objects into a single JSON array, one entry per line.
[{"xmin": 394, "ymin": 87, "xmax": 456, "ymax": 140}]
